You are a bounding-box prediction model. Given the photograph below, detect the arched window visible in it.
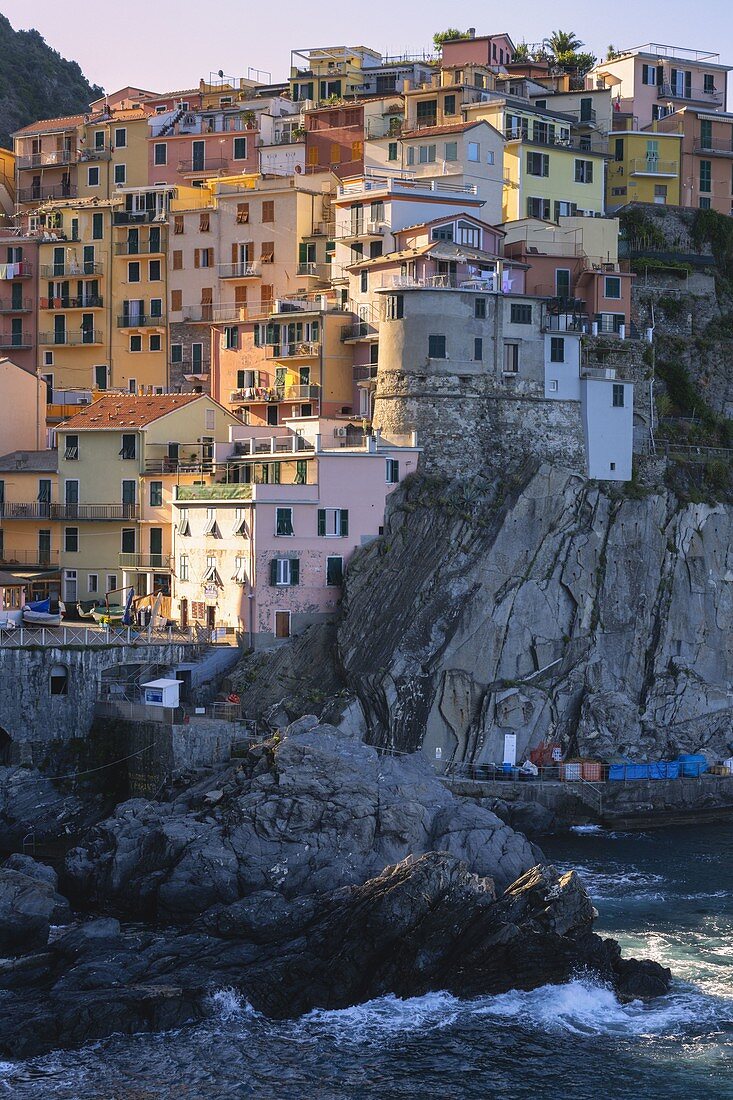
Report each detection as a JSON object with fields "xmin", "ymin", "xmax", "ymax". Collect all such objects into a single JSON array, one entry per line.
[{"xmin": 50, "ymin": 664, "xmax": 68, "ymax": 696}]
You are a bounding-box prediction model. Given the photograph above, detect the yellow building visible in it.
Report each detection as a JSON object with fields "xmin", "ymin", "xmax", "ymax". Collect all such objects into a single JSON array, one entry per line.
[
  {"xmin": 289, "ymin": 46, "xmax": 382, "ymax": 106},
  {"xmin": 465, "ymin": 98, "xmax": 607, "ymax": 222},
  {"xmin": 0, "ymin": 147, "xmax": 15, "ymax": 218},
  {"xmin": 56, "ymin": 393, "xmax": 239, "ymax": 605},
  {"xmin": 76, "ymin": 109, "xmax": 152, "ymax": 200},
  {"xmin": 0, "ymin": 447, "xmax": 60, "ymax": 601},
  {"xmin": 605, "ymin": 130, "xmax": 682, "ymax": 210}
]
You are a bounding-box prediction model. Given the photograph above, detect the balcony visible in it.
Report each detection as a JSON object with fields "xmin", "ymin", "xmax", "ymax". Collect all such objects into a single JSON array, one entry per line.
[
  {"xmin": 658, "ymin": 82, "xmax": 723, "ymax": 105},
  {"xmin": 79, "ymin": 147, "xmax": 112, "ymax": 162},
  {"xmin": 0, "ymin": 503, "xmax": 139, "ymax": 521},
  {"xmin": 296, "ymin": 262, "xmax": 330, "ymax": 279},
  {"xmin": 629, "ymin": 157, "xmax": 678, "ymax": 177},
  {"xmin": 40, "ymin": 262, "xmax": 103, "ymax": 278},
  {"xmin": 117, "ymin": 314, "xmax": 166, "ymax": 328},
  {"xmin": 353, "ymin": 364, "xmax": 378, "ymax": 382},
  {"xmin": 283, "ymin": 383, "xmax": 321, "ymax": 401},
  {"xmin": 118, "ymin": 553, "xmax": 173, "ymax": 570},
  {"xmin": 114, "ymin": 238, "xmax": 167, "ymax": 256},
  {"xmin": 0, "ymin": 298, "xmax": 32, "ymax": 313},
  {"xmin": 266, "ymin": 341, "xmax": 321, "ymax": 359},
  {"xmin": 0, "ymin": 333, "xmax": 31, "ymax": 349},
  {"xmin": 182, "ymin": 303, "xmax": 248, "ymax": 323},
  {"xmin": 0, "ymin": 549, "xmax": 60, "ymax": 567},
  {"xmin": 693, "ymin": 142, "xmax": 733, "ymax": 158},
  {"xmin": 40, "ymin": 296, "xmax": 104, "ymax": 310},
  {"xmin": 17, "ymin": 150, "xmax": 77, "ymax": 170},
  {"xmin": 217, "ymin": 262, "xmax": 261, "ymax": 279},
  {"xmin": 39, "ymin": 330, "xmax": 103, "ymax": 346},
  {"xmin": 177, "ymin": 157, "xmax": 230, "ymax": 174},
  {"xmin": 337, "ymin": 220, "xmax": 386, "ymax": 243},
  {"xmin": 342, "ymin": 321, "xmax": 378, "ymax": 342},
  {"xmin": 112, "ymin": 209, "xmax": 166, "ymax": 225},
  {"xmin": 176, "ymin": 483, "xmax": 253, "ymax": 501},
  {"xmin": 1, "ymin": 262, "xmax": 32, "ymax": 279},
  {"xmin": 17, "ymin": 184, "xmax": 77, "ymax": 204},
  {"xmin": 336, "ymin": 176, "xmax": 477, "ymax": 199}
]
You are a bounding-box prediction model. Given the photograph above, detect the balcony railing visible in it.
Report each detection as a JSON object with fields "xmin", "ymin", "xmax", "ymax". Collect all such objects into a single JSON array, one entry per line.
[
  {"xmin": 114, "ymin": 238, "xmax": 167, "ymax": 255},
  {"xmin": 17, "ymin": 185, "xmax": 78, "ymax": 204},
  {"xmin": 0, "ymin": 333, "xmax": 31, "ymax": 349},
  {"xmin": 266, "ymin": 341, "xmax": 321, "ymax": 359},
  {"xmin": 296, "ymin": 262, "xmax": 329, "ymax": 278},
  {"xmin": 117, "ymin": 314, "xmax": 166, "ymax": 328},
  {"xmin": 693, "ymin": 142, "xmax": 733, "ymax": 157},
  {"xmin": 79, "ymin": 148, "xmax": 112, "ymax": 162},
  {"xmin": 217, "ymin": 262, "xmax": 261, "ymax": 278},
  {"xmin": 0, "ymin": 503, "xmax": 139, "ymax": 520},
  {"xmin": 112, "ymin": 210, "xmax": 165, "ymax": 225},
  {"xmin": 336, "ymin": 176, "xmax": 477, "ymax": 198},
  {"xmin": 39, "ymin": 330, "xmax": 103, "ymax": 346},
  {"xmin": 629, "ymin": 157, "xmax": 678, "ymax": 176},
  {"xmin": 40, "ymin": 262, "xmax": 103, "ymax": 278},
  {"xmin": 283, "ymin": 383, "xmax": 321, "ymax": 401},
  {"xmin": 0, "ymin": 549, "xmax": 60, "ymax": 567},
  {"xmin": 182, "ymin": 303, "xmax": 249, "ymax": 323},
  {"xmin": 353, "ymin": 364, "xmax": 378, "ymax": 382},
  {"xmin": 0, "ymin": 298, "xmax": 32, "ymax": 313},
  {"xmin": 342, "ymin": 322, "xmax": 378, "ymax": 341},
  {"xmin": 658, "ymin": 83, "xmax": 723, "ymax": 103},
  {"xmin": 17, "ymin": 150, "xmax": 76, "ymax": 170},
  {"xmin": 118, "ymin": 553, "xmax": 173, "ymax": 570},
  {"xmin": 1, "ymin": 263, "xmax": 32, "ymax": 279},
  {"xmin": 40, "ymin": 296, "xmax": 104, "ymax": 310},
  {"xmin": 177, "ymin": 157, "xmax": 230, "ymax": 173}
]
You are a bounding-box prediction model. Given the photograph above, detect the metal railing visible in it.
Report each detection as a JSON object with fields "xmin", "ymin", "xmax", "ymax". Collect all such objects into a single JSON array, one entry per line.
[
  {"xmin": 38, "ymin": 330, "xmax": 103, "ymax": 345},
  {"xmin": 0, "ymin": 298, "xmax": 32, "ymax": 313},
  {"xmin": 17, "ymin": 150, "xmax": 76, "ymax": 169},
  {"xmin": 266, "ymin": 342, "xmax": 321, "ymax": 359},
  {"xmin": 114, "ymin": 238, "xmax": 167, "ymax": 255},
  {"xmin": 177, "ymin": 157, "xmax": 230, "ymax": 173},
  {"xmin": 659, "ymin": 82, "xmax": 723, "ymax": 102},
  {"xmin": 118, "ymin": 553, "xmax": 173, "ymax": 570},
  {"xmin": 112, "ymin": 210, "xmax": 166, "ymax": 225},
  {"xmin": 283, "ymin": 383, "xmax": 320, "ymax": 400},
  {"xmin": 296, "ymin": 262, "xmax": 329, "ymax": 278},
  {"xmin": 0, "ymin": 262, "xmax": 32, "ymax": 278},
  {"xmin": 0, "ymin": 549, "xmax": 59, "ymax": 566},
  {"xmin": 342, "ymin": 322, "xmax": 378, "ymax": 341},
  {"xmin": 0, "ymin": 333, "xmax": 31, "ymax": 348},
  {"xmin": 40, "ymin": 296, "xmax": 103, "ymax": 310},
  {"xmin": 217, "ymin": 262, "xmax": 261, "ymax": 278},
  {"xmin": 353, "ymin": 364, "xmax": 379, "ymax": 382},
  {"xmin": 232, "ymin": 435, "xmax": 314, "ymax": 455},
  {"xmin": 629, "ymin": 157, "xmax": 678, "ymax": 175},
  {"xmin": 0, "ymin": 502, "xmax": 139, "ymax": 520},
  {"xmin": 337, "ymin": 175, "xmax": 477, "ymax": 198},
  {"xmin": 40, "ymin": 262, "xmax": 103, "ymax": 278},
  {"xmin": 117, "ymin": 315, "xmax": 166, "ymax": 328},
  {"xmin": 0, "ymin": 623, "xmax": 210, "ymax": 649}
]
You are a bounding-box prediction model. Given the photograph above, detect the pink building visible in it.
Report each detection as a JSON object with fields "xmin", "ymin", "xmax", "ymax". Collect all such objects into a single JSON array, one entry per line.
[
  {"xmin": 147, "ymin": 109, "xmax": 259, "ymax": 185},
  {"xmin": 440, "ymin": 32, "xmax": 515, "ymax": 71},
  {"xmin": 170, "ymin": 416, "xmax": 419, "ymax": 646},
  {"xmin": 0, "ymin": 234, "xmax": 38, "ymax": 374}
]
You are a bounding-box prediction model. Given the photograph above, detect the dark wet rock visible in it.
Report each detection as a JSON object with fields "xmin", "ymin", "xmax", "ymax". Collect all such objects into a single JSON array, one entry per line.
[
  {"xmin": 3, "ymin": 853, "xmax": 59, "ymax": 889},
  {"xmin": 0, "ymin": 867, "xmax": 71, "ymax": 952},
  {"xmin": 484, "ymin": 798, "xmax": 560, "ymax": 837},
  {"xmin": 0, "ymin": 853, "xmax": 670, "ymax": 1058},
  {"xmin": 64, "ymin": 721, "xmax": 540, "ymax": 921}
]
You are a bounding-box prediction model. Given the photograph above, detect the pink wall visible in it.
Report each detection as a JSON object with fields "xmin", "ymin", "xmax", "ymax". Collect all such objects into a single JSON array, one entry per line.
[{"xmin": 147, "ymin": 131, "xmax": 258, "ymax": 184}]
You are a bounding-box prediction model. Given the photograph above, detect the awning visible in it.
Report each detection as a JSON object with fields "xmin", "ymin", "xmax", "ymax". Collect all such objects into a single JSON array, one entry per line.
[{"xmin": 0, "ymin": 567, "xmax": 61, "ymax": 584}]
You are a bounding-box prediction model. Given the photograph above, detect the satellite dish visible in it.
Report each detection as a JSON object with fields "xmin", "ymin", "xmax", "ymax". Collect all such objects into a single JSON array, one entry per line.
[{"xmin": 218, "ymin": 69, "xmax": 224, "ymax": 78}]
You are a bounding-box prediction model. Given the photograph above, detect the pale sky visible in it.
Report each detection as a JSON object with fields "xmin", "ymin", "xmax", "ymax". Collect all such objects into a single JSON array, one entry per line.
[{"xmin": 1, "ymin": 0, "xmax": 725, "ymax": 94}]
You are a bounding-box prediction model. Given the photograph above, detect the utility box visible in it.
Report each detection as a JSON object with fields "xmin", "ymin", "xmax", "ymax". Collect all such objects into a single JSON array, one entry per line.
[{"xmin": 142, "ymin": 678, "xmax": 181, "ymax": 708}]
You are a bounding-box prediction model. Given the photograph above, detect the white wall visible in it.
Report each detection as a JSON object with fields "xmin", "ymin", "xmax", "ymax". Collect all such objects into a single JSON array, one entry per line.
[
  {"xmin": 581, "ymin": 377, "xmax": 633, "ymax": 481},
  {"xmin": 544, "ymin": 333, "xmax": 581, "ymax": 400}
]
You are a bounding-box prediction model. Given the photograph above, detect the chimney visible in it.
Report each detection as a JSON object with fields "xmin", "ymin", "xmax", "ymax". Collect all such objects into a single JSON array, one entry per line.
[{"xmin": 468, "ymin": 28, "xmax": 476, "ymax": 38}]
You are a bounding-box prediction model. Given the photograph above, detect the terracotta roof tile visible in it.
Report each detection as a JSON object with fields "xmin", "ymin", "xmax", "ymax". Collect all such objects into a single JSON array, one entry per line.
[
  {"xmin": 12, "ymin": 114, "xmax": 85, "ymax": 137},
  {"xmin": 59, "ymin": 393, "xmax": 205, "ymax": 430}
]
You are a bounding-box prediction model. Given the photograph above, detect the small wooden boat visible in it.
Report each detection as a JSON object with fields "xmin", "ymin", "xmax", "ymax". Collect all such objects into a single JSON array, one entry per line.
[{"xmin": 91, "ymin": 605, "xmax": 126, "ymax": 625}]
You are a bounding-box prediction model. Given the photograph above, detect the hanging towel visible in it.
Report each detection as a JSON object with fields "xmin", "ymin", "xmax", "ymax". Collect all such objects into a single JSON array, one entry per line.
[{"xmin": 0, "ymin": 265, "xmax": 8, "ymax": 279}]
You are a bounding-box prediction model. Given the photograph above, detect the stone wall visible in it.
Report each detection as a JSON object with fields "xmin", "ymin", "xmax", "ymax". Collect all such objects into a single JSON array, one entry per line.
[{"xmin": 169, "ymin": 321, "xmax": 211, "ymax": 394}]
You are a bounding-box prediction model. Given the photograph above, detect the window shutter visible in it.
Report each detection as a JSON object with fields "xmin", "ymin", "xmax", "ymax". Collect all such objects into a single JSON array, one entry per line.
[
  {"xmin": 340, "ymin": 509, "xmax": 349, "ymax": 536},
  {"xmin": 201, "ymin": 287, "xmax": 213, "ymax": 304},
  {"xmin": 194, "ymin": 249, "xmax": 200, "ymax": 268},
  {"xmin": 231, "ymin": 243, "xmax": 239, "ymax": 265},
  {"xmin": 317, "ymin": 509, "xmax": 326, "ymax": 536},
  {"xmin": 171, "ymin": 289, "xmax": 182, "ymax": 312},
  {"xmin": 234, "ymin": 285, "xmax": 247, "ymax": 307},
  {"xmin": 299, "ymin": 243, "xmax": 308, "ymax": 264},
  {"xmin": 172, "ymin": 250, "xmax": 182, "ymax": 270},
  {"xmin": 290, "ymin": 558, "xmax": 300, "ymax": 585},
  {"xmin": 270, "ymin": 559, "xmax": 278, "ymax": 586}
]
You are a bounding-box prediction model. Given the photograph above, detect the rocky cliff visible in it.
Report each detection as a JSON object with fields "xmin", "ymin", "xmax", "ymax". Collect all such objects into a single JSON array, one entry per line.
[{"xmin": 338, "ymin": 463, "xmax": 733, "ymax": 765}]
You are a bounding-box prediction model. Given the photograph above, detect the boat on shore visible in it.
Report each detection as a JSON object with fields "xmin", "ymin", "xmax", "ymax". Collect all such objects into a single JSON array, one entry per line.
[{"xmin": 22, "ymin": 598, "xmax": 65, "ymax": 626}]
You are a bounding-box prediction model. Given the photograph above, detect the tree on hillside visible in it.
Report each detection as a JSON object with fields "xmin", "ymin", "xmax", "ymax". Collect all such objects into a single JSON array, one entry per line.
[
  {"xmin": 512, "ymin": 42, "xmax": 532, "ymax": 62},
  {"xmin": 542, "ymin": 30, "xmax": 597, "ymax": 78},
  {"xmin": 433, "ymin": 28, "xmax": 467, "ymax": 50}
]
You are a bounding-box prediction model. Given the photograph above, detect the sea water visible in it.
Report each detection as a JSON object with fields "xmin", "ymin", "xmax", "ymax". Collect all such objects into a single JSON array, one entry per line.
[{"xmin": 2, "ymin": 824, "xmax": 732, "ymax": 1099}]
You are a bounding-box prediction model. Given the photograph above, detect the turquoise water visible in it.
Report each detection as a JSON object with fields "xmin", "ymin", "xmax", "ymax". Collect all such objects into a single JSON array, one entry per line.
[{"xmin": 3, "ymin": 824, "xmax": 732, "ymax": 1099}]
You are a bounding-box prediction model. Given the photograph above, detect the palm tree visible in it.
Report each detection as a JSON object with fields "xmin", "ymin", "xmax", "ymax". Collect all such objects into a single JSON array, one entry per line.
[
  {"xmin": 512, "ymin": 42, "xmax": 532, "ymax": 62},
  {"xmin": 543, "ymin": 30, "xmax": 585, "ymax": 61}
]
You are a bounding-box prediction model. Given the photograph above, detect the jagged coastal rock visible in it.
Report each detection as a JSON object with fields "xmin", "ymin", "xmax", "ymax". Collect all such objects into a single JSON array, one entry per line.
[
  {"xmin": 0, "ymin": 722, "xmax": 669, "ymax": 1057},
  {"xmin": 338, "ymin": 463, "xmax": 733, "ymax": 765},
  {"xmin": 64, "ymin": 719, "xmax": 541, "ymax": 918}
]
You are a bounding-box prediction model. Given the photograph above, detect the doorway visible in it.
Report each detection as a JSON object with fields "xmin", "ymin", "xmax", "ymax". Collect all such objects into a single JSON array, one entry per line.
[{"xmin": 274, "ymin": 610, "xmax": 291, "ymax": 639}]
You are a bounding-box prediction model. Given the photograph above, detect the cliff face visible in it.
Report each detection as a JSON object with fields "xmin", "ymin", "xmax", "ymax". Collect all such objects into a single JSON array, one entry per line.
[
  {"xmin": 0, "ymin": 16, "xmax": 102, "ymax": 147},
  {"xmin": 338, "ymin": 464, "xmax": 733, "ymax": 764}
]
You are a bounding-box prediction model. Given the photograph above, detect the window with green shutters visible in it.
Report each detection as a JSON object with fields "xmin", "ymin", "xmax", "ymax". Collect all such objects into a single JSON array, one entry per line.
[
  {"xmin": 318, "ymin": 508, "xmax": 349, "ymax": 536},
  {"xmin": 388, "ymin": 142, "xmax": 398, "ymax": 161},
  {"xmin": 276, "ymin": 507, "xmax": 293, "ymax": 536},
  {"xmin": 700, "ymin": 160, "xmax": 712, "ymax": 193},
  {"xmin": 326, "ymin": 556, "xmax": 343, "ymax": 586},
  {"xmin": 150, "ymin": 481, "xmax": 163, "ymax": 507},
  {"xmin": 386, "ymin": 459, "xmax": 399, "ymax": 484},
  {"xmin": 270, "ymin": 558, "xmax": 299, "ymax": 585},
  {"xmin": 92, "ymin": 213, "xmax": 103, "ymax": 240},
  {"xmin": 295, "ymin": 460, "xmax": 307, "ymax": 485},
  {"xmin": 700, "ymin": 119, "xmax": 713, "ymax": 149}
]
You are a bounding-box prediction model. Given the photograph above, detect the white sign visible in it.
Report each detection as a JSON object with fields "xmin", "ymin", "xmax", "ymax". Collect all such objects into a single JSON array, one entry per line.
[
  {"xmin": 435, "ymin": 746, "xmax": 442, "ymax": 760},
  {"xmin": 503, "ymin": 733, "xmax": 517, "ymax": 767},
  {"xmin": 203, "ymin": 584, "xmax": 218, "ymax": 600}
]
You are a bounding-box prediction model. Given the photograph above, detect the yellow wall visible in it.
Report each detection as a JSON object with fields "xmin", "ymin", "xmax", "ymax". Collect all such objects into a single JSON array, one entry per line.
[
  {"xmin": 0, "ymin": 467, "xmax": 58, "ymax": 569},
  {"xmin": 502, "ymin": 142, "xmax": 606, "ymax": 222},
  {"xmin": 77, "ymin": 116, "xmax": 150, "ymax": 200},
  {"xmin": 606, "ymin": 131, "xmax": 681, "ymax": 209}
]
